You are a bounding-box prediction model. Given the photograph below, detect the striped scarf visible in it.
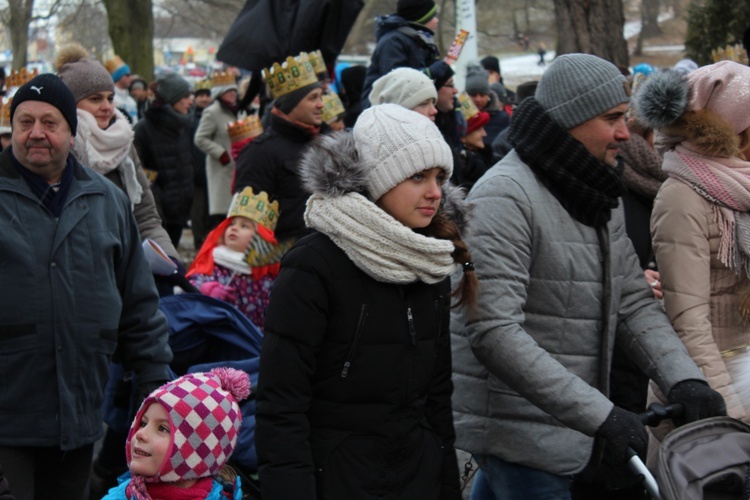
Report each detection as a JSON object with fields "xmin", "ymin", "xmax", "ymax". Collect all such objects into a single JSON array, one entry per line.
[
  {"xmin": 508, "ymin": 98, "xmax": 624, "ymax": 227},
  {"xmin": 661, "ymin": 144, "xmax": 750, "ymax": 276}
]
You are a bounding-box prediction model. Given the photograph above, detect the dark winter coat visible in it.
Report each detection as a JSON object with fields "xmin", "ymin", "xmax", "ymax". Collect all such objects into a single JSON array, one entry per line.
[
  {"xmin": 190, "ymin": 106, "xmax": 208, "ymax": 188},
  {"xmin": 482, "ymin": 91, "xmax": 510, "ymax": 149},
  {"xmin": 452, "ymin": 148, "xmax": 490, "ymax": 191},
  {"xmin": 361, "ymin": 14, "xmax": 440, "ymax": 105},
  {"xmin": 233, "ymin": 113, "xmax": 320, "ymax": 242},
  {"xmin": 133, "ymin": 104, "xmax": 194, "ymax": 225},
  {"xmin": 0, "ymin": 149, "xmax": 171, "ymax": 450},
  {"xmin": 255, "ymin": 232, "xmax": 460, "ymax": 499}
]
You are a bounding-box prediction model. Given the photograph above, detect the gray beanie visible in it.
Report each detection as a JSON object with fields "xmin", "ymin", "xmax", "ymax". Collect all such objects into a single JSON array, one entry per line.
[
  {"xmin": 369, "ymin": 67, "xmax": 437, "ymax": 111},
  {"xmin": 55, "ymin": 43, "xmax": 114, "ymax": 103},
  {"xmin": 353, "ymin": 103, "xmax": 452, "ymax": 200},
  {"xmin": 535, "ymin": 53, "xmax": 630, "ymax": 130},
  {"xmin": 156, "ymin": 73, "xmax": 192, "ymax": 105},
  {"xmin": 464, "ymin": 62, "xmax": 490, "ymax": 95}
]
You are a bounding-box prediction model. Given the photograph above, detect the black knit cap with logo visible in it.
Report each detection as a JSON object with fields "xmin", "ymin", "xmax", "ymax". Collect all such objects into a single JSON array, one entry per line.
[
  {"xmin": 397, "ymin": 0, "xmax": 437, "ymax": 24},
  {"xmin": 10, "ymin": 73, "xmax": 78, "ymax": 136}
]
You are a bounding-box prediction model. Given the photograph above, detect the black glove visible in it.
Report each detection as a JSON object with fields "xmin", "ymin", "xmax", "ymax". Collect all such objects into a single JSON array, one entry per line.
[
  {"xmin": 668, "ymin": 379, "xmax": 726, "ymax": 426},
  {"xmin": 595, "ymin": 406, "xmax": 648, "ymax": 466}
]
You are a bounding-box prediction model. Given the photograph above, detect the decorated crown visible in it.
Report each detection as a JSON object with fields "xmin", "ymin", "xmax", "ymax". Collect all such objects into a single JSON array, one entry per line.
[
  {"xmin": 104, "ymin": 55, "xmax": 126, "ymax": 75},
  {"xmin": 0, "ymin": 98, "xmax": 11, "ymax": 131},
  {"xmin": 321, "ymin": 91, "xmax": 345, "ymax": 124},
  {"xmin": 6, "ymin": 68, "xmax": 39, "ymax": 89},
  {"xmin": 227, "ymin": 115, "xmax": 263, "ymax": 143},
  {"xmin": 211, "ymin": 70, "xmax": 236, "ymax": 88},
  {"xmin": 195, "ymin": 78, "xmax": 212, "ymax": 91},
  {"xmin": 457, "ymin": 92, "xmax": 480, "ymax": 121},
  {"xmin": 308, "ymin": 50, "xmax": 327, "ymax": 77},
  {"xmin": 262, "ymin": 52, "xmax": 319, "ymax": 99},
  {"xmin": 711, "ymin": 43, "xmax": 749, "ymax": 65},
  {"xmin": 227, "ymin": 187, "xmax": 279, "ymax": 232}
]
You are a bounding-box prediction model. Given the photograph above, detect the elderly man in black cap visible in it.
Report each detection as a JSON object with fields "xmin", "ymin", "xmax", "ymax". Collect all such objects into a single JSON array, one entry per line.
[
  {"xmin": 361, "ymin": 0, "xmax": 440, "ymax": 107},
  {"xmin": 0, "ymin": 73, "xmax": 171, "ymax": 500}
]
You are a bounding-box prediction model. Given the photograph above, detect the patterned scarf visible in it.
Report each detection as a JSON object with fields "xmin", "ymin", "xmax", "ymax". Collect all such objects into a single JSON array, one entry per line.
[
  {"xmin": 508, "ymin": 98, "xmax": 624, "ymax": 227},
  {"xmin": 304, "ymin": 192, "xmax": 456, "ymax": 284},
  {"xmin": 618, "ymin": 133, "xmax": 668, "ymax": 199},
  {"xmin": 661, "ymin": 144, "xmax": 750, "ymax": 275}
]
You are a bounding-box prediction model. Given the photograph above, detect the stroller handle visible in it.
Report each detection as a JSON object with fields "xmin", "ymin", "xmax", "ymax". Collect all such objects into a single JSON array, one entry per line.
[{"xmin": 639, "ymin": 402, "xmax": 684, "ymax": 427}]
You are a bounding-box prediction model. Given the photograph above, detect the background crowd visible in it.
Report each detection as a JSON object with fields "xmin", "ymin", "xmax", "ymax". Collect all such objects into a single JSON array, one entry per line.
[{"xmin": 1, "ymin": 0, "xmax": 750, "ymax": 499}]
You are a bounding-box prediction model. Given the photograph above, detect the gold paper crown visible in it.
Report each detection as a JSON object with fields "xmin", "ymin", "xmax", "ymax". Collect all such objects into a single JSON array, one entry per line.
[
  {"xmin": 711, "ymin": 43, "xmax": 749, "ymax": 65},
  {"xmin": 227, "ymin": 187, "xmax": 279, "ymax": 231},
  {"xmin": 211, "ymin": 70, "xmax": 236, "ymax": 87},
  {"xmin": 308, "ymin": 50, "xmax": 327, "ymax": 77},
  {"xmin": 104, "ymin": 55, "xmax": 126, "ymax": 75},
  {"xmin": 321, "ymin": 91, "xmax": 345, "ymax": 124},
  {"xmin": 262, "ymin": 53, "xmax": 319, "ymax": 99},
  {"xmin": 195, "ymin": 78, "xmax": 213, "ymax": 91},
  {"xmin": 0, "ymin": 98, "xmax": 11, "ymax": 131},
  {"xmin": 6, "ymin": 68, "xmax": 39, "ymax": 89},
  {"xmin": 457, "ymin": 92, "xmax": 480, "ymax": 122},
  {"xmin": 226, "ymin": 115, "xmax": 264, "ymax": 143}
]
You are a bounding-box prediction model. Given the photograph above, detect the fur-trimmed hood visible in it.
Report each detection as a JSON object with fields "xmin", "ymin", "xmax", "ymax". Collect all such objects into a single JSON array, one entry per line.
[
  {"xmin": 299, "ymin": 131, "xmax": 473, "ymax": 229},
  {"xmin": 636, "ymin": 64, "xmax": 750, "ymax": 158}
]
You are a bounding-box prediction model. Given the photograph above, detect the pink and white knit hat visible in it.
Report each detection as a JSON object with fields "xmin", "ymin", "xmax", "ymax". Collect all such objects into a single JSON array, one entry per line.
[{"xmin": 125, "ymin": 367, "xmax": 250, "ymax": 497}]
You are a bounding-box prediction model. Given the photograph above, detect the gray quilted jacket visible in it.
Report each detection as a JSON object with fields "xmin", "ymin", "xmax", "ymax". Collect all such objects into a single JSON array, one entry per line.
[{"xmin": 451, "ymin": 150, "xmax": 705, "ymax": 475}]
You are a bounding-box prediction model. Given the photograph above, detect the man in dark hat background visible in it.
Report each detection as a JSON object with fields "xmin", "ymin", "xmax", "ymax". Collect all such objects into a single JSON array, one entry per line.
[
  {"xmin": 361, "ymin": 0, "xmax": 441, "ymax": 107},
  {"xmin": 234, "ymin": 53, "xmax": 328, "ymax": 248},
  {"xmin": 0, "ymin": 73, "xmax": 171, "ymax": 499}
]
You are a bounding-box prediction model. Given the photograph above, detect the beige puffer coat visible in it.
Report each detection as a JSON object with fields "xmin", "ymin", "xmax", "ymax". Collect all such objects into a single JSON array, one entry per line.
[{"xmin": 652, "ymin": 177, "xmax": 750, "ymax": 421}]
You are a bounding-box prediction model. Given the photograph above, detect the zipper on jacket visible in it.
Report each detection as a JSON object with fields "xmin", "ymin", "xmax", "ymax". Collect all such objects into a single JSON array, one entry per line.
[
  {"xmin": 407, "ymin": 307, "xmax": 417, "ymax": 346},
  {"xmin": 433, "ymin": 299, "xmax": 442, "ymax": 356},
  {"xmin": 341, "ymin": 304, "xmax": 368, "ymax": 378}
]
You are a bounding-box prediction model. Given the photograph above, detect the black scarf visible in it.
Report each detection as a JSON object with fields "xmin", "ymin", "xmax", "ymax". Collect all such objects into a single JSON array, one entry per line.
[{"xmin": 508, "ymin": 98, "xmax": 624, "ymax": 227}]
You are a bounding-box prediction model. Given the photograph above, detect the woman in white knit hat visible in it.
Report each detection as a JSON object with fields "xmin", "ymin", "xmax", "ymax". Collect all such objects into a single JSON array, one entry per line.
[
  {"xmin": 369, "ymin": 66, "xmax": 439, "ymax": 121},
  {"xmin": 255, "ymin": 103, "xmax": 476, "ymax": 499}
]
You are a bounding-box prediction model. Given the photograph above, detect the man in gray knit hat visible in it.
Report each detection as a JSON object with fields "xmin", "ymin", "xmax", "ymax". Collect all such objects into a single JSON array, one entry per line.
[{"xmin": 450, "ymin": 53, "xmax": 726, "ymax": 499}]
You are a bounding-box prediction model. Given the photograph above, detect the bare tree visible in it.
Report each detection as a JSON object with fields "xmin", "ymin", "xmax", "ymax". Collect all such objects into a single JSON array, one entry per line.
[
  {"xmin": 57, "ymin": 0, "xmax": 111, "ymax": 60},
  {"xmin": 553, "ymin": 0, "xmax": 628, "ymax": 66},
  {"xmin": 101, "ymin": 0, "xmax": 154, "ymax": 79},
  {"xmin": 0, "ymin": 0, "xmax": 65, "ymax": 69}
]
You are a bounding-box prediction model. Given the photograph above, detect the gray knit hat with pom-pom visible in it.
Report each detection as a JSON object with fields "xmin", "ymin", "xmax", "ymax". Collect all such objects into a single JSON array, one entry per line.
[{"xmin": 56, "ymin": 43, "xmax": 114, "ymax": 103}]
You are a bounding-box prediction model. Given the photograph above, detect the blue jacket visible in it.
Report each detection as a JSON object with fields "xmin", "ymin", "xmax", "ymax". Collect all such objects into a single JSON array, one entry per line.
[
  {"xmin": 0, "ymin": 148, "xmax": 172, "ymax": 450},
  {"xmin": 361, "ymin": 14, "xmax": 439, "ymax": 104},
  {"xmin": 102, "ymin": 473, "xmax": 242, "ymax": 499}
]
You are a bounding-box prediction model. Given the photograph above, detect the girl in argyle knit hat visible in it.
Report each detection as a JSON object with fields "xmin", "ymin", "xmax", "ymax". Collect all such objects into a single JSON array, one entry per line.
[{"xmin": 102, "ymin": 367, "xmax": 250, "ymax": 499}]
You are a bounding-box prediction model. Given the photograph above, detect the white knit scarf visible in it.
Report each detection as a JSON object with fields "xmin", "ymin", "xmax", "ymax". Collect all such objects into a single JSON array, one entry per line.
[
  {"xmin": 73, "ymin": 108, "xmax": 142, "ymax": 206},
  {"xmin": 662, "ymin": 144, "xmax": 750, "ymax": 275},
  {"xmin": 212, "ymin": 245, "xmax": 251, "ymax": 276},
  {"xmin": 304, "ymin": 192, "xmax": 456, "ymax": 284}
]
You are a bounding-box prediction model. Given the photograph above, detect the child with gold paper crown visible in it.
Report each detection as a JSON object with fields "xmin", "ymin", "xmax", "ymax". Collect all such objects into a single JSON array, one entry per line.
[{"xmin": 187, "ymin": 187, "xmax": 286, "ymax": 331}]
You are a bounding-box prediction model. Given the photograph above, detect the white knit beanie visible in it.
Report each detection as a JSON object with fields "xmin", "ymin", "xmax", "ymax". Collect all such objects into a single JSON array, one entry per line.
[
  {"xmin": 354, "ymin": 103, "xmax": 452, "ymax": 200},
  {"xmin": 369, "ymin": 67, "xmax": 438, "ymax": 111}
]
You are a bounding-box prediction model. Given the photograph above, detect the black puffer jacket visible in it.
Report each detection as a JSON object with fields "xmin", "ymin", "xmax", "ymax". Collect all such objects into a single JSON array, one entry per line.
[
  {"xmin": 361, "ymin": 14, "xmax": 440, "ymax": 105},
  {"xmin": 256, "ymin": 233, "xmax": 459, "ymax": 500},
  {"xmin": 234, "ymin": 113, "xmax": 322, "ymax": 241},
  {"xmin": 133, "ymin": 104, "xmax": 194, "ymax": 225},
  {"xmin": 255, "ymin": 131, "xmax": 462, "ymax": 500}
]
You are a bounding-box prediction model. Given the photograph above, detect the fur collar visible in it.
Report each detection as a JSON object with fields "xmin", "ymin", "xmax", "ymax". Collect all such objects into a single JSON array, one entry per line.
[{"xmin": 299, "ymin": 131, "xmax": 472, "ymax": 230}]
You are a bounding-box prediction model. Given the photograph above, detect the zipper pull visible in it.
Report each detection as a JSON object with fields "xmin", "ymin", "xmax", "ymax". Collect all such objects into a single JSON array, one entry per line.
[
  {"xmin": 341, "ymin": 361, "xmax": 351, "ymax": 378},
  {"xmin": 407, "ymin": 307, "xmax": 417, "ymax": 346}
]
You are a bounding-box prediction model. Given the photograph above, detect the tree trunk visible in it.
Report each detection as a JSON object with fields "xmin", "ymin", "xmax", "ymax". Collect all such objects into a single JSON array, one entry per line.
[
  {"xmin": 641, "ymin": 0, "xmax": 661, "ymax": 37},
  {"xmin": 553, "ymin": 0, "xmax": 629, "ymax": 67},
  {"xmin": 102, "ymin": 0, "xmax": 154, "ymax": 80},
  {"xmin": 7, "ymin": 0, "xmax": 34, "ymax": 70}
]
